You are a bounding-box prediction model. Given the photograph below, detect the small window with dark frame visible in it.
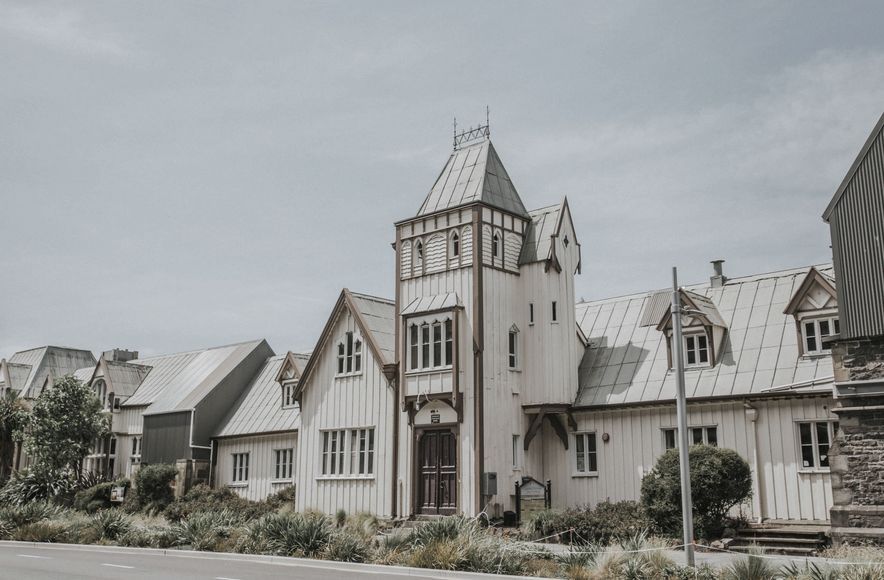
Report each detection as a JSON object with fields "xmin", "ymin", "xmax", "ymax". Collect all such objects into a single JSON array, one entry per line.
[
  {"xmin": 802, "ymin": 317, "xmax": 839, "ymax": 355},
  {"xmin": 529, "ymin": 303, "xmax": 534, "ymax": 325},
  {"xmin": 551, "ymin": 301, "xmax": 558, "ymax": 322},
  {"xmin": 415, "ymin": 240, "xmax": 424, "ymax": 269},
  {"xmin": 274, "ymin": 448, "xmax": 294, "ymax": 480},
  {"xmin": 492, "ymin": 233, "xmax": 500, "ymax": 259},
  {"xmin": 508, "ymin": 327, "xmax": 519, "ymax": 369},
  {"xmin": 451, "ymin": 232, "xmax": 460, "ymax": 258},
  {"xmin": 798, "ymin": 421, "xmax": 838, "ymax": 469},
  {"xmin": 336, "ymin": 332, "xmax": 362, "ymax": 376},
  {"xmin": 232, "ymin": 453, "xmax": 249, "ymax": 482},
  {"xmin": 574, "ymin": 432, "xmax": 598, "ymax": 474},
  {"xmin": 684, "ymin": 333, "xmax": 710, "ymax": 367},
  {"xmin": 407, "ymin": 318, "xmax": 454, "ymax": 370},
  {"xmin": 663, "ymin": 426, "xmax": 717, "ymax": 449}
]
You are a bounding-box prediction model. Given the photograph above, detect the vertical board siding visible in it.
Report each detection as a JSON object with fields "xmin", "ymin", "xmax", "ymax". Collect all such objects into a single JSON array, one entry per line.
[
  {"xmin": 216, "ymin": 433, "xmax": 297, "ymax": 502},
  {"xmin": 829, "ymin": 126, "xmax": 884, "ymax": 338},
  {"xmin": 296, "ymin": 309, "xmax": 395, "ymax": 517},
  {"xmin": 539, "ymin": 397, "xmax": 835, "ymax": 521}
]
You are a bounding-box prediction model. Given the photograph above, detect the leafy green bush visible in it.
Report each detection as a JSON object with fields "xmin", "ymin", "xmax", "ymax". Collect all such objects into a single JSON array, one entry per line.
[
  {"xmin": 0, "ymin": 466, "xmax": 77, "ymax": 506},
  {"xmin": 262, "ymin": 485, "xmax": 296, "ymax": 510},
  {"xmin": 641, "ymin": 446, "xmax": 752, "ymax": 538},
  {"xmin": 164, "ymin": 484, "xmax": 269, "ymax": 523},
  {"xmin": 132, "ymin": 464, "xmax": 177, "ymax": 513},
  {"xmin": 523, "ymin": 501, "xmax": 653, "ymax": 545},
  {"xmin": 73, "ymin": 480, "xmax": 129, "ymax": 513}
]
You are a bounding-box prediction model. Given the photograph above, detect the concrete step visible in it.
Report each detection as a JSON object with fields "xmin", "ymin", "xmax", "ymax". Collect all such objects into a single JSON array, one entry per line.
[
  {"xmin": 729, "ymin": 544, "xmax": 818, "ymax": 557},
  {"xmin": 732, "ymin": 525, "xmax": 828, "ymax": 556}
]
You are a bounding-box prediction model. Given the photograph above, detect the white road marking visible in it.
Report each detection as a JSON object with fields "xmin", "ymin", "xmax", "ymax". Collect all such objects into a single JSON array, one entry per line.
[
  {"xmin": 215, "ymin": 577, "xmax": 243, "ymax": 580},
  {"xmin": 17, "ymin": 554, "xmax": 51, "ymax": 559},
  {"xmin": 102, "ymin": 563, "xmax": 135, "ymax": 569}
]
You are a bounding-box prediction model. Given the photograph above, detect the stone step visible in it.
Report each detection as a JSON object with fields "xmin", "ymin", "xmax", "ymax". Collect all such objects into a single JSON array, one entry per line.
[{"xmin": 729, "ymin": 544, "xmax": 819, "ymax": 557}]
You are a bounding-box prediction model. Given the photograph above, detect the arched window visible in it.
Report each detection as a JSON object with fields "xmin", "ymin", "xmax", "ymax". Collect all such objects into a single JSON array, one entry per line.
[
  {"xmin": 508, "ymin": 325, "xmax": 520, "ymax": 369},
  {"xmin": 94, "ymin": 379, "xmax": 107, "ymax": 407},
  {"xmin": 415, "ymin": 240, "xmax": 424, "ymax": 270},
  {"xmin": 492, "ymin": 233, "xmax": 500, "ymax": 259},
  {"xmin": 336, "ymin": 332, "xmax": 363, "ymax": 375},
  {"xmin": 407, "ymin": 317, "xmax": 454, "ymax": 370},
  {"xmin": 450, "ymin": 232, "xmax": 460, "ymax": 258}
]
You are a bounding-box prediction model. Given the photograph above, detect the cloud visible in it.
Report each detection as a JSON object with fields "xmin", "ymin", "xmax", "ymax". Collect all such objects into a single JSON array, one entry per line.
[{"xmin": 0, "ymin": 3, "xmax": 129, "ymax": 60}]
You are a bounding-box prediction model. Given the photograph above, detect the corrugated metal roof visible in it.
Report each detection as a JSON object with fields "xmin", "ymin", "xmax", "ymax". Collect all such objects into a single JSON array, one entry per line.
[
  {"xmin": 122, "ymin": 350, "xmax": 203, "ymax": 407},
  {"xmin": 401, "ymin": 292, "xmax": 461, "ymax": 315},
  {"xmin": 417, "ymin": 140, "xmax": 529, "ymax": 218},
  {"xmin": 215, "ymin": 355, "xmax": 302, "ymax": 438},
  {"xmin": 519, "ymin": 203, "xmax": 562, "ymax": 264},
  {"xmin": 575, "ymin": 265, "xmax": 836, "ymax": 407},
  {"xmin": 9, "ymin": 346, "xmax": 97, "ymax": 398},
  {"xmin": 349, "ymin": 293, "xmax": 395, "ymax": 365},
  {"xmin": 72, "ymin": 366, "xmax": 94, "ymax": 384},
  {"xmin": 6, "ymin": 363, "xmax": 33, "ymax": 392},
  {"xmin": 105, "ymin": 361, "xmax": 152, "ymax": 398},
  {"xmin": 142, "ymin": 339, "xmax": 268, "ymax": 415}
]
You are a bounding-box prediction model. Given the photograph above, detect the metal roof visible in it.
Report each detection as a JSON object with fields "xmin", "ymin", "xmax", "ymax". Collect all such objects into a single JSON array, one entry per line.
[
  {"xmin": 122, "ymin": 350, "xmax": 203, "ymax": 407},
  {"xmin": 142, "ymin": 339, "xmax": 269, "ymax": 415},
  {"xmin": 519, "ymin": 203, "xmax": 562, "ymax": 264},
  {"xmin": 72, "ymin": 367, "xmax": 94, "ymax": 384},
  {"xmin": 417, "ymin": 139, "xmax": 529, "ymax": 218},
  {"xmin": 104, "ymin": 361, "xmax": 152, "ymax": 398},
  {"xmin": 5, "ymin": 363, "xmax": 32, "ymax": 392},
  {"xmin": 215, "ymin": 354, "xmax": 302, "ymax": 438},
  {"xmin": 349, "ymin": 293, "xmax": 395, "ymax": 365},
  {"xmin": 575, "ymin": 265, "xmax": 835, "ymax": 407},
  {"xmin": 401, "ymin": 292, "xmax": 461, "ymax": 315},
  {"xmin": 9, "ymin": 346, "xmax": 97, "ymax": 398},
  {"xmin": 823, "ymin": 111, "xmax": 884, "ymax": 221}
]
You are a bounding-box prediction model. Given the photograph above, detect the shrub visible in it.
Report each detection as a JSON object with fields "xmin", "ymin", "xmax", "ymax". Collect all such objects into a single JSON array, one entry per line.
[
  {"xmin": 89, "ymin": 510, "xmax": 132, "ymax": 542},
  {"xmin": 12, "ymin": 520, "xmax": 69, "ymax": 542},
  {"xmin": 721, "ymin": 552, "xmax": 778, "ymax": 580},
  {"xmin": 0, "ymin": 500, "xmax": 62, "ymax": 527},
  {"xmin": 249, "ymin": 511, "xmax": 332, "ymax": 557},
  {"xmin": 641, "ymin": 446, "xmax": 752, "ymax": 538},
  {"xmin": 262, "ymin": 485, "xmax": 296, "ymax": 511},
  {"xmin": 323, "ymin": 531, "xmax": 371, "ymax": 563},
  {"xmin": 172, "ymin": 509, "xmax": 246, "ymax": 551},
  {"xmin": 0, "ymin": 467, "xmax": 77, "ymax": 506},
  {"xmin": 73, "ymin": 480, "xmax": 129, "ymax": 513},
  {"xmin": 164, "ymin": 484, "xmax": 269, "ymax": 523},
  {"xmin": 410, "ymin": 515, "xmax": 479, "ymax": 546},
  {"xmin": 523, "ymin": 501, "xmax": 653, "ymax": 545},
  {"xmin": 132, "ymin": 464, "xmax": 177, "ymax": 513}
]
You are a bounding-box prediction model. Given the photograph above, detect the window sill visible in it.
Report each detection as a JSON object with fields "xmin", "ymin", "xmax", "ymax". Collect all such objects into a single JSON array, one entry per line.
[
  {"xmin": 405, "ymin": 367, "xmax": 453, "ymax": 376},
  {"xmin": 271, "ymin": 479, "xmax": 294, "ymax": 484},
  {"xmin": 508, "ymin": 368, "xmax": 521, "ymax": 373},
  {"xmin": 281, "ymin": 405, "xmax": 298, "ymax": 410},
  {"xmin": 227, "ymin": 482, "xmax": 248, "ymax": 488},
  {"xmin": 571, "ymin": 472, "xmax": 599, "ymax": 478},
  {"xmin": 316, "ymin": 475, "xmax": 376, "ymax": 481},
  {"xmin": 335, "ymin": 372, "xmax": 364, "ymax": 379},
  {"xmin": 798, "ymin": 468, "xmax": 831, "ymax": 475},
  {"xmin": 801, "ymin": 352, "xmax": 831, "ymax": 360}
]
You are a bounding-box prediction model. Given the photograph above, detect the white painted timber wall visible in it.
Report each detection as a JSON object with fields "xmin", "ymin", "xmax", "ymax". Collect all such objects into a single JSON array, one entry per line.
[
  {"xmin": 216, "ymin": 433, "xmax": 297, "ymax": 502},
  {"xmin": 296, "ymin": 307, "xmax": 395, "ymax": 517},
  {"xmin": 538, "ymin": 395, "xmax": 836, "ymax": 521}
]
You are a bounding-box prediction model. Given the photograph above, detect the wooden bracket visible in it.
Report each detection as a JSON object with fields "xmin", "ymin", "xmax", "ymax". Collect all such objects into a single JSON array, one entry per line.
[
  {"xmin": 547, "ymin": 414, "xmax": 569, "ymax": 450},
  {"xmin": 523, "ymin": 411, "xmax": 546, "ymax": 451}
]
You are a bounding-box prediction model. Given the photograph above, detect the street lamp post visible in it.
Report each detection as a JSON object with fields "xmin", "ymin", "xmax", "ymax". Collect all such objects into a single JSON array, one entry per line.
[{"xmin": 671, "ymin": 266, "xmax": 696, "ymax": 567}]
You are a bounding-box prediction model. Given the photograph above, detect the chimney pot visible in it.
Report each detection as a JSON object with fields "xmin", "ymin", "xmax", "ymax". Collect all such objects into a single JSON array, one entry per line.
[{"xmin": 710, "ymin": 259, "xmax": 727, "ymax": 288}]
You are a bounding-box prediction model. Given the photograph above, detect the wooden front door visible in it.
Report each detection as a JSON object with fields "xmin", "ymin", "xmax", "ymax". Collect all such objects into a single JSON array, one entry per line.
[{"xmin": 417, "ymin": 429, "xmax": 457, "ymax": 515}]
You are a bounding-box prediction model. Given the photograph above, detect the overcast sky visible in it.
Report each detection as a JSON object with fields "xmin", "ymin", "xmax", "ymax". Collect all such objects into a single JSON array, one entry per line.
[{"xmin": 2, "ymin": 1, "xmax": 883, "ymax": 358}]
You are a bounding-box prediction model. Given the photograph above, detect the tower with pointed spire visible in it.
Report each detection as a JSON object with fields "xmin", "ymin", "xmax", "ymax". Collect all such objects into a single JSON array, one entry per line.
[{"xmin": 392, "ymin": 127, "xmax": 583, "ymax": 517}]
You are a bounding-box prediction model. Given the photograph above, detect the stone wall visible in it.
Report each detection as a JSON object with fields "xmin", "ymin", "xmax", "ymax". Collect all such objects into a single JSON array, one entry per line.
[{"xmin": 829, "ymin": 336, "xmax": 884, "ymax": 546}]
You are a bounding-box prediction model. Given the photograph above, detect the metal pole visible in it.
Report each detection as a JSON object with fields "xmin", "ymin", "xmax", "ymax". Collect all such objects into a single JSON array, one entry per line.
[{"xmin": 671, "ymin": 267, "xmax": 696, "ymax": 567}]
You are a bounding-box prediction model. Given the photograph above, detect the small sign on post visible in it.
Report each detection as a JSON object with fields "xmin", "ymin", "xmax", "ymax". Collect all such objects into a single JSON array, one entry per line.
[{"xmin": 110, "ymin": 486, "xmax": 126, "ymax": 503}]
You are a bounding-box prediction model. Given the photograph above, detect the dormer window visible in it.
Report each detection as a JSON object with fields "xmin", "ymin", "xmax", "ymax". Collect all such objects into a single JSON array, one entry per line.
[
  {"xmin": 282, "ymin": 382, "xmax": 298, "ymax": 408},
  {"xmin": 684, "ymin": 332, "xmax": 709, "ymax": 367},
  {"xmin": 802, "ymin": 316, "xmax": 839, "ymax": 355},
  {"xmin": 336, "ymin": 332, "xmax": 362, "ymax": 376},
  {"xmin": 492, "ymin": 233, "xmax": 500, "ymax": 259},
  {"xmin": 451, "ymin": 232, "xmax": 460, "ymax": 257}
]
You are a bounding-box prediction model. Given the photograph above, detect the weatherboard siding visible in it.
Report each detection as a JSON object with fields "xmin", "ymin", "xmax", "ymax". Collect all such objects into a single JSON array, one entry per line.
[
  {"xmin": 541, "ymin": 396, "xmax": 835, "ymax": 522},
  {"xmin": 296, "ymin": 308, "xmax": 395, "ymax": 517},
  {"xmin": 217, "ymin": 433, "xmax": 297, "ymax": 502}
]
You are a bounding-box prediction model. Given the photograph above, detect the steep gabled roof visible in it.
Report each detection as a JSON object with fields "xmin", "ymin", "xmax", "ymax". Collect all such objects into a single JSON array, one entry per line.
[
  {"xmin": 823, "ymin": 111, "xmax": 884, "ymax": 221},
  {"xmin": 215, "ymin": 354, "xmax": 303, "ymax": 438},
  {"xmin": 417, "ymin": 139, "xmax": 529, "ymax": 218},
  {"xmin": 8, "ymin": 346, "xmax": 97, "ymax": 399},
  {"xmin": 520, "ymin": 198, "xmax": 580, "ymax": 271},
  {"xmin": 297, "ymin": 289, "xmax": 395, "ymax": 392},
  {"xmin": 98, "ymin": 360, "xmax": 153, "ymax": 399},
  {"xmin": 575, "ymin": 264, "xmax": 835, "ymax": 407},
  {"xmin": 655, "ymin": 289, "xmax": 728, "ymax": 331},
  {"xmin": 783, "ymin": 266, "xmax": 837, "ymax": 316}
]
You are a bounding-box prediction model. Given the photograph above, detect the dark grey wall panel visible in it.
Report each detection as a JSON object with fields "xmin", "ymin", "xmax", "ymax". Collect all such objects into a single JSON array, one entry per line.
[{"xmin": 143, "ymin": 411, "xmax": 192, "ymax": 464}]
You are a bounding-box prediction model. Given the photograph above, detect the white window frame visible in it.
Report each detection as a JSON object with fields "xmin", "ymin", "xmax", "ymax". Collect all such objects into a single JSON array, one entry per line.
[
  {"xmin": 406, "ymin": 316, "xmax": 454, "ymax": 372},
  {"xmin": 797, "ymin": 420, "xmax": 838, "ymax": 471},
  {"xmin": 800, "ymin": 316, "xmax": 840, "ymax": 355},
  {"xmin": 130, "ymin": 436, "xmax": 142, "ymax": 466},
  {"xmin": 450, "ymin": 231, "xmax": 460, "ymax": 260},
  {"xmin": 512, "ymin": 434, "xmax": 521, "ymax": 471},
  {"xmin": 274, "ymin": 448, "xmax": 294, "ymax": 481},
  {"xmin": 320, "ymin": 427, "xmax": 375, "ymax": 479},
  {"xmin": 683, "ymin": 331, "xmax": 710, "ymax": 368},
  {"xmin": 282, "ymin": 382, "xmax": 298, "ymax": 409},
  {"xmin": 508, "ymin": 326, "xmax": 520, "ymax": 370},
  {"xmin": 335, "ymin": 331, "xmax": 363, "ymax": 377},
  {"xmin": 231, "ymin": 452, "xmax": 249, "ymax": 483},
  {"xmin": 492, "ymin": 232, "xmax": 501, "ymax": 259},
  {"xmin": 414, "ymin": 239, "xmax": 424, "ymax": 272},
  {"xmin": 573, "ymin": 431, "xmax": 599, "ymax": 477},
  {"xmin": 663, "ymin": 425, "xmax": 718, "ymax": 450}
]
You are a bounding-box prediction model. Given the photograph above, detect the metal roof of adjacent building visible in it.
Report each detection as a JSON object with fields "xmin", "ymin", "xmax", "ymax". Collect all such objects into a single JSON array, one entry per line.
[
  {"xmin": 141, "ymin": 339, "xmax": 269, "ymax": 415},
  {"xmin": 519, "ymin": 203, "xmax": 562, "ymax": 265},
  {"xmin": 104, "ymin": 361, "xmax": 153, "ymax": 398},
  {"xmin": 215, "ymin": 354, "xmax": 305, "ymax": 438},
  {"xmin": 575, "ymin": 265, "xmax": 835, "ymax": 407},
  {"xmin": 122, "ymin": 350, "xmax": 203, "ymax": 407},
  {"xmin": 349, "ymin": 292, "xmax": 395, "ymax": 365},
  {"xmin": 8, "ymin": 346, "xmax": 97, "ymax": 398},
  {"xmin": 417, "ymin": 139, "xmax": 529, "ymax": 218}
]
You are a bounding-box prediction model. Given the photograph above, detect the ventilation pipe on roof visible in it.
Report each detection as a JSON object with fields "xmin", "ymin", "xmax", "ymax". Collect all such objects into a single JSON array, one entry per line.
[{"xmin": 710, "ymin": 260, "xmax": 727, "ymax": 288}]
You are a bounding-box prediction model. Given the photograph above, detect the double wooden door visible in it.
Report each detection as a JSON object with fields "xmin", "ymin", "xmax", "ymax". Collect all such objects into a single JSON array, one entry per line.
[{"xmin": 417, "ymin": 429, "xmax": 457, "ymax": 515}]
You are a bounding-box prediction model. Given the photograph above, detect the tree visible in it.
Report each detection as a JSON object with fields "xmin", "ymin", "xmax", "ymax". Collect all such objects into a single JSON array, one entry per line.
[
  {"xmin": 0, "ymin": 390, "xmax": 29, "ymax": 483},
  {"xmin": 640, "ymin": 445, "xmax": 752, "ymax": 538},
  {"xmin": 22, "ymin": 375, "xmax": 108, "ymax": 474}
]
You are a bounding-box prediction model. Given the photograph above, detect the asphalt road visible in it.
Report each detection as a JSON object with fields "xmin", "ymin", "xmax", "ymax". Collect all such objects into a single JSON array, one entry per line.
[{"xmin": 0, "ymin": 542, "xmax": 529, "ymax": 580}]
